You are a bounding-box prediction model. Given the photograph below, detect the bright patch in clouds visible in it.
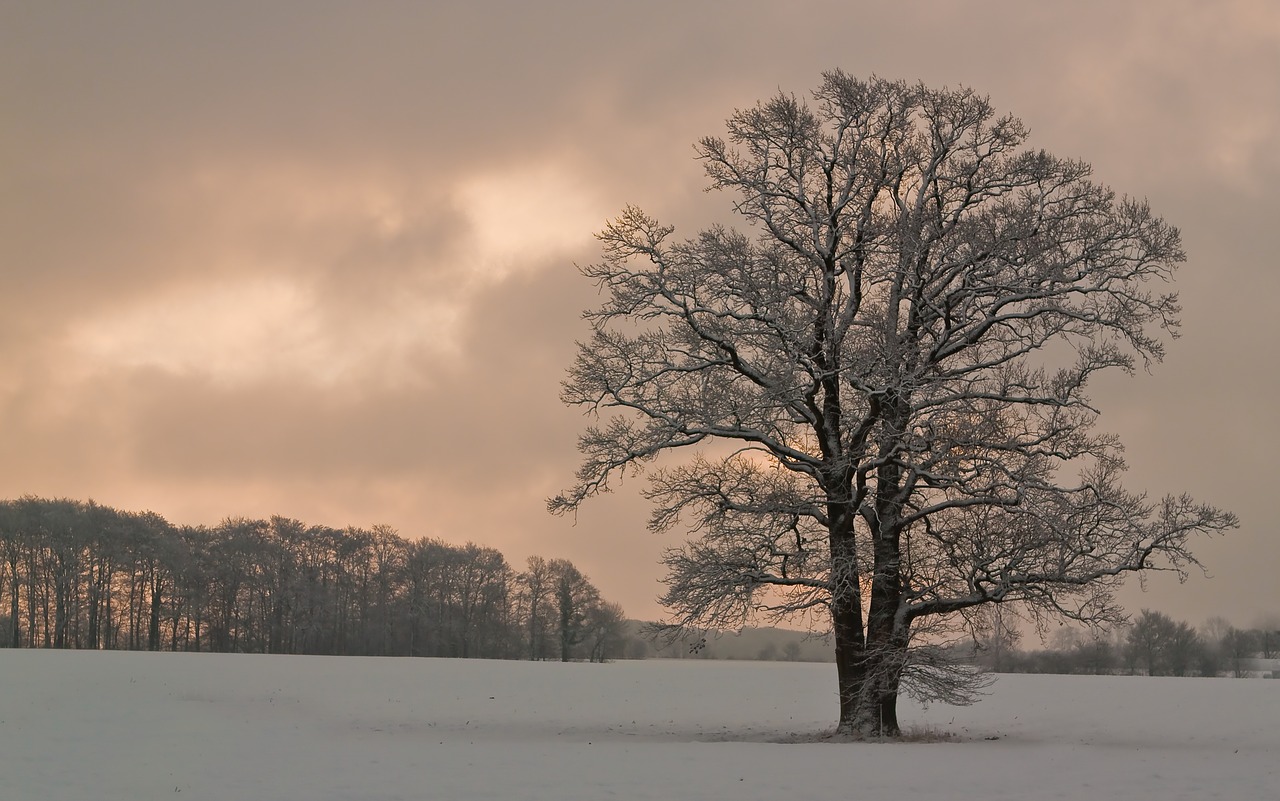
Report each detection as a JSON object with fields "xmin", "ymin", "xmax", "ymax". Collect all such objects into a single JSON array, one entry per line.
[
  {"xmin": 64, "ymin": 160, "xmax": 600, "ymax": 390},
  {"xmin": 67, "ymin": 277, "xmax": 460, "ymax": 387},
  {"xmin": 455, "ymin": 163, "xmax": 601, "ymax": 279}
]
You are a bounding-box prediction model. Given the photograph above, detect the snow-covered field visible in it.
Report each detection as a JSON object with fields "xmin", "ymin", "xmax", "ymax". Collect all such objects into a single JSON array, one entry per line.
[{"xmin": 1, "ymin": 651, "xmax": 1276, "ymax": 801}]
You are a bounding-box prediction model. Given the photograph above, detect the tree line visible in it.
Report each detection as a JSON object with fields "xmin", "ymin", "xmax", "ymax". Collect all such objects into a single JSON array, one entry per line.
[
  {"xmin": 974, "ymin": 607, "xmax": 1279, "ymax": 678},
  {"xmin": 0, "ymin": 496, "xmax": 627, "ymax": 661}
]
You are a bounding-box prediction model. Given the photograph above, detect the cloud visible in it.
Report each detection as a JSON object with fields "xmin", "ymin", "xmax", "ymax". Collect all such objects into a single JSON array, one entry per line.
[
  {"xmin": 41, "ymin": 149, "xmax": 608, "ymax": 392},
  {"xmin": 2, "ymin": 0, "xmax": 1278, "ymax": 624},
  {"xmin": 455, "ymin": 163, "xmax": 603, "ymax": 281},
  {"xmin": 65, "ymin": 274, "xmax": 466, "ymax": 389}
]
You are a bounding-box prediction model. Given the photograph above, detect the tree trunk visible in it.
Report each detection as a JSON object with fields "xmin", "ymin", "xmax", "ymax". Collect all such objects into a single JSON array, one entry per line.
[
  {"xmin": 148, "ymin": 570, "xmax": 162, "ymax": 651},
  {"xmin": 831, "ymin": 597, "xmax": 867, "ymax": 733},
  {"xmin": 86, "ymin": 560, "xmax": 101, "ymax": 650},
  {"xmin": 53, "ymin": 558, "xmax": 69, "ymax": 649},
  {"xmin": 853, "ymin": 419, "xmax": 909, "ymax": 738},
  {"xmin": 170, "ymin": 601, "xmax": 183, "ymax": 651},
  {"xmin": 827, "ymin": 506, "xmax": 868, "ymax": 735},
  {"xmin": 8, "ymin": 558, "xmax": 20, "ymax": 648},
  {"xmin": 846, "ymin": 637, "xmax": 907, "ymax": 738}
]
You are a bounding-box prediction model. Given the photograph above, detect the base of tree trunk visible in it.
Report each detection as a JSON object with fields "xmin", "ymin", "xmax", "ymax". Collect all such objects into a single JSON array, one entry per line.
[
  {"xmin": 830, "ymin": 720, "xmax": 904, "ymax": 741},
  {"xmin": 836, "ymin": 697, "xmax": 902, "ymax": 740}
]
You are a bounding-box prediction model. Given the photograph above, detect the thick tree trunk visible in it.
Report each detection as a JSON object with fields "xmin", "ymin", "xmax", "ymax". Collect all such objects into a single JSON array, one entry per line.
[
  {"xmin": 850, "ymin": 451, "xmax": 908, "ymax": 738},
  {"xmin": 845, "ymin": 638, "xmax": 906, "ymax": 737},
  {"xmin": 863, "ymin": 630, "xmax": 909, "ymax": 736},
  {"xmin": 879, "ymin": 694, "xmax": 900, "ymax": 735},
  {"xmin": 831, "ymin": 595, "xmax": 867, "ymax": 733},
  {"xmin": 859, "ymin": 593, "xmax": 906, "ymax": 736},
  {"xmin": 827, "ymin": 503, "xmax": 869, "ymax": 736}
]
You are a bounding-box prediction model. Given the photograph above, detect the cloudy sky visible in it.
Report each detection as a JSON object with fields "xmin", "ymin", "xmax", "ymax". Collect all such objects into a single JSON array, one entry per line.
[{"xmin": 4, "ymin": 1, "xmax": 1278, "ymax": 628}]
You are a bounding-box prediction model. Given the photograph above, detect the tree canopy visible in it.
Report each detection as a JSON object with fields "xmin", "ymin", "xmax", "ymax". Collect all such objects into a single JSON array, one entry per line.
[{"xmin": 553, "ymin": 72, "xmax": 1237, "ymax": 737}]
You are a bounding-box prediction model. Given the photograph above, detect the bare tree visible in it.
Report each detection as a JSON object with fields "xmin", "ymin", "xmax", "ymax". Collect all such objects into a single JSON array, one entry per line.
[
  {"xmin": 1223, "ymin": 627, "xmax": 1257, "ymax": 677},
  {"xmin": 1252, "ymin": 617, "xmax": 1280, "ymax": 658},
  {"xmin": 549, "ymin": 559, "xmax": 599, "ymax": 662},
  {"xmin": 1127, "ymin": 609, "xmax": 1177, "ymax": 675},
  {"xmin": 973, "ymin": 605, "xmax": 1021, "ymax": 672},
  {"xmin": 0, "ymin": 500, "xmax": 27, "ymax": 647},
  {"xmin": 552, "ymin": 73, "xmax": 1237, "ymax": 736},
  {"xmin": 1165, "ymin": 619, "xmax": 1202, "ymax": 677},
  {"xmin": 1073, "ymin": 626, "xmax": 1118, "ymax": 675},
  {"xmin": 584, "ymin": 600, "xmax": 627, "ymax": 662},
  {"xmin": 518, "ymin": 556, "xmax": 556, "ymax": 660}
]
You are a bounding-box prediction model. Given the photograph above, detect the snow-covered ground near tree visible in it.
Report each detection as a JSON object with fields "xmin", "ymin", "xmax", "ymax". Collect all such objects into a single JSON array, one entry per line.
[{"xmin": 1, "ymin": 651, "xmax": 1275, "ymax": 801}]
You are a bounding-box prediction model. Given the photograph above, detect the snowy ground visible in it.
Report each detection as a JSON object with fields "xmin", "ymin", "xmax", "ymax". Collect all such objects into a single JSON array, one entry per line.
[{"xmin": 1, "ymin": 651, "xmax": 1276, "ymax": 801}]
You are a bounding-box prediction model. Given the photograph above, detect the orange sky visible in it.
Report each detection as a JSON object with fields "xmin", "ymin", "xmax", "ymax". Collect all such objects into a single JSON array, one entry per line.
[{"xmin": 3, "ymin": 1, "xmax": 1278, "ymax": 628}]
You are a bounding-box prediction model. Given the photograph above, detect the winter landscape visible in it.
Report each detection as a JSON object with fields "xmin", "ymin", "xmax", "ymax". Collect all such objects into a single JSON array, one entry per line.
[
  {"xmin": 2, "ymin": 650, "xmax": 1276, "ymax": 801},
  {"xmin": 5, "ymin": 4, "xmax": 1280, "ymax": 800}
]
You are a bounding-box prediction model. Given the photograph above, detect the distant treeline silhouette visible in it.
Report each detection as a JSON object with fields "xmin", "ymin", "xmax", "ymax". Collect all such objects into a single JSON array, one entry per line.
[
  {"xmin": 0, "ymin": 496, "xmax": 627, "ymax": 661},
  {"xmin": 971, "ymin": 606, "xmax": 1280, "ymax": 678}
]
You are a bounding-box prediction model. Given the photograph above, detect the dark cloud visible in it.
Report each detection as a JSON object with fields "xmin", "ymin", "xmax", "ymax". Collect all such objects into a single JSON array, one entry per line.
[{"xmin": 2, "ymin": 0, "xmax": 1277, "ymax": 624}]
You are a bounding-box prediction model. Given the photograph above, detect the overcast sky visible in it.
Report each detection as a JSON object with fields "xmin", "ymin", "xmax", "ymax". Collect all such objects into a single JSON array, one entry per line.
[{"xmin": 3, "ymin": 1, "xmax": 1277, "ymax": 628}]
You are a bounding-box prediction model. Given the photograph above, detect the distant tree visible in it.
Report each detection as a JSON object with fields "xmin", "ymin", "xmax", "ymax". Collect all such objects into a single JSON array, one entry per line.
[
  {"xmin": 584, "ymin": 600, "xmax": 627, "ymax": 662},
  {"xmin": 552, "ymin": 72, "xmax": 1237, "ymax": 735},
  {"xmin": 782, "ymin": 640, "xmax": 802, "ymax": 662},
  {"xmin": 364, "ymin": 524, "xmax": 408, "ymax": 655},
  {"xmin": 32, "ymin": 497, "xmax": 86, "ymax": 649},
  {"xmin": 1195, "ymin": 638, "xmax": 1223, "ymax": 678},
  {"xmin": 1126, "ymin": 610, "xmax": 1199, "ymax": 676},
  {"xmin": 403, "ymin": 537, "xmax": 448, "ymax": 656},
  {"xmin": 549, "ymin": 559, "xmax": 599, "ymax": 662},
  {"xmin": 446, "ymin": 543, "xmax": 514, "ymax": 659},
  {"xmin": 1252, "ymin": 624, "xmax": 1280, "ymax": 659},
  {"xmin": 168, "ymin": 525, "xmax": 208, "ymax": 651},
  {"xmin": 1165, "ymin": 619, "xmax": 1201, "ymax": 677},
  {"xmin": 624, "ymin": 633, "xmax": 653, "ymax": 660},
  {"xmin": 1127, "ymin": 610, "xmax": 1170, "ymax": 675},
  {"xmin": 1073, "ymin": 627, "xmax": 1117, "ymax": 675},
  {"xmin": 518, "ymin": 556, "xmax": 557, "ymax": 660},
  {"xmin": 1223, "ymin": 627, "xmax": 1256, "ymax": 678},
  {"xmin": 128, "ymin": 510, "xmax": 176, "ymax": 652},
  {"xmin": 974, "ymin": 605, "xmax": 1022, "ymax": 672},
  {"xmin": 0, "ymin": 500, "xmax": 26, "ymax": 647},
  {"xmin": 1202, "ymin": 615, "xmax": 1233, "ymax": 645}
]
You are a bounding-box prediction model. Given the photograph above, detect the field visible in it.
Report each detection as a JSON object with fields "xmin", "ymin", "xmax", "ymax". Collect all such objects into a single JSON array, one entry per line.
[{"xmin": 2, "ymin": 651, "xmax": 1276, "ymax": 800}]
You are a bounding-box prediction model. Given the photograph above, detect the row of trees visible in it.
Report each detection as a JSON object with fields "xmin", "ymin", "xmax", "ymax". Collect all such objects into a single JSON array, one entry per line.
[
  {"xmin": 0, "ymin": 496, "xmax": 626, "ymax": 661},
  {"xmin": 975, "ymin": 608, "xmax": 1278, "ymax": 677}
]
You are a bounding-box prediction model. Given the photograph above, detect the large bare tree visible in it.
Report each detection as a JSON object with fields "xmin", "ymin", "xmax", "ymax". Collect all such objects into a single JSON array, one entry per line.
[{"xmin": 551, "ymin": 72, "xmax": 1237, "ymax": 737}]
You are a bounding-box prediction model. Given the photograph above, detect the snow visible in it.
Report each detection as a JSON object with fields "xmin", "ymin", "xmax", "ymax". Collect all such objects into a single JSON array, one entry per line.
[{"xmin": 1, "ymin": 651, "xmax": 1276, "ymax": 801}]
